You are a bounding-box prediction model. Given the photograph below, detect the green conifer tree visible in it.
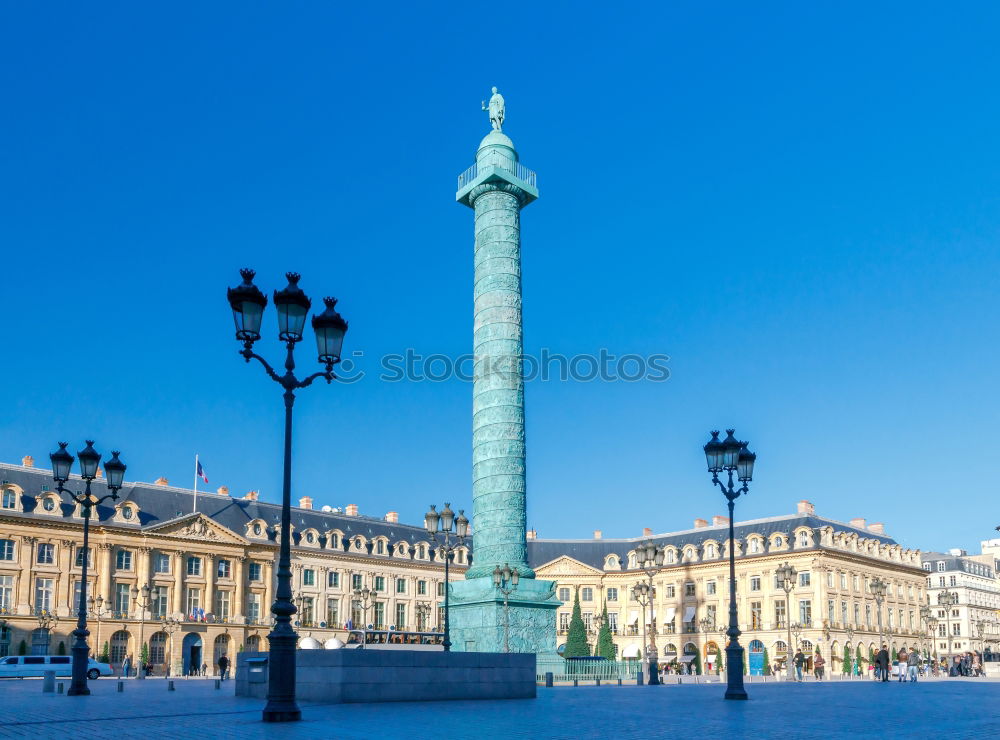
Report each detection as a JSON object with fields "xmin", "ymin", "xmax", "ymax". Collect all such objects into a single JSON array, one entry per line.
[
  {"xmin": 714, "ymin": 645, "xmax": 723, "ymax": 675},
  {"xmin": 762, "ymin": 647, "xmax": 771, "ymax": 675},
  {"xmin": 596, "ymin": 605, "xmax": 615, "ymax": 659},
  {"xmin": 57, "ymin": 641, "xmax": 66, "ymax": 655},
  {"xmin": 843, "ymin": 644, "xmax": 851, "ymax": 674},
  {"xmin": 563, "ymin": 588, "xmax": 591, "ymax": 658},
  {"xmin": 17, "ymin": 639, "xmax": 26, "ymax": 656},
  {"xmin": 100, "ymin": 641, "xmax": 110, "ymax": 663},
  {"xmin": 140, "ymin": 643, "xmax": 149, "ymax": 668},
  {"xmin": 692, "ymin": 653, "xmax": 702, "ymax": 675}
]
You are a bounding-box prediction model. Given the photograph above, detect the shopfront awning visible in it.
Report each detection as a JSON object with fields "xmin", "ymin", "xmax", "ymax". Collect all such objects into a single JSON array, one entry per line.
[
  {"xmin": 680, "ymin": 655, "xmax": 696, "ymax": 662},
  {"xmin": 663, "ymin": 607, "xmax": 676, "ymax": 624},
  {"xmin": 683, "ymin": 607, "xmax": 696, "ymax": 622},
  {"xmin": 628, "ymin": 611, "xmax": 638, "ymax": 624},
  {"xmin": 622, "ymin": 644, "xmax": 641, "ymax": 658}
]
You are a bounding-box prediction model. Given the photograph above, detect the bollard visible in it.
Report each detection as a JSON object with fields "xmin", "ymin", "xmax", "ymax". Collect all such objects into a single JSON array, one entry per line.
[
  {"xmin": 617, "ymin": 678, "xmax": 622, "ymax": 686},
  {"xmin": 117, "ymin": 681, "xmax": 124, "ymax": 692},
  {"xmin": 637, "ymin": 671, "xmax": 644, "ymax": 686},
  {"xmin": 573, "ymin": 679, "xmax": 578, "ymax": 687},
  {"xmin": 596, "ymin": 678, "xmax": 600, "ymax": 686},
  {"xmin": 42, "ymin": 671, "xmax": 55, "ymax": 693},
  {"xmin": 57, "ymin": 682, "xmax": 64, "ymax": 694},
  {"xmin": 544, "ymin": 672, "xmax": 553, "ymax": 688},
  {"xmin": 215, "ymin": 679, "xmax": 221, "ymax": 690},
  {"xmin": 168, "ymin": 680, "xmax": 175, "ymax": 691}
]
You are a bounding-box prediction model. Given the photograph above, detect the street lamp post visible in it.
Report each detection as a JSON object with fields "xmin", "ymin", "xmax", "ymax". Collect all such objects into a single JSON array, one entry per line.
[
  {"xmin": 937, "ymin": 590, "xmax": 957, "ymax": 665},
  {"xmin": 926, "ymin": 616, "xmax": 939, "ymax": 673},
  {"xmin": 424, "ymin": 503, "xmax": 469, "ymax": 652},
  {"xmin": 228, "ymin": 269, "xmax": 349, "ymax": 723},
  {"xmin": 919, "ymin": 605, "xmax": 932, "ymax": 667},
  {"xmin": 871, "ymin": 577, "xmax": 888, "ymax": 656},
  {"xmin": 703, "ymin": 429, "xmax": 756, "ymax": 701},
  {"xmin": 352, "ymin": 586, "xmax": 377, "ymax": 630},
  {"xmin": 492, "ymin": 564, "xmax": 520, "ymax": 653},
  {"xmin": 131, "ymin": 583, "xmax": 151, "ymax": 679},
  {"xmin": 975, "ymin": 618, "xmax": 986, "ymax": 657},
  {"xmin": 775, "ymin": 562, "xmax": 797, "ymax": 680},
  {"xmin": 49, "ymin": 441, "xmax": 126, "ymax": 696},
  {"xmin": 163, "ymin": 616, "xmax": 181, "ymax": 677},
  {"xmin": 632, "ymin": 541, "xmax": 664, "ymax": 685},
  {"xmin": 846, "ymin": 625, "xmax": 856, "ymax": 678},
  {"xmin": 87, "ymin": 595, "xmax": 108, "ymax": 662},
  {"xmin": 415, "ymin": 603, "xmax": 431, "ymax": 633}
]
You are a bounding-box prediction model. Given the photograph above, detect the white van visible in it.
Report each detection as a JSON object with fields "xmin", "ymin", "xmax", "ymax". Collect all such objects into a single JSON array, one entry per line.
[{"xmin": 0, "ymin": 655, "xmax": 113, "ymax": 680}]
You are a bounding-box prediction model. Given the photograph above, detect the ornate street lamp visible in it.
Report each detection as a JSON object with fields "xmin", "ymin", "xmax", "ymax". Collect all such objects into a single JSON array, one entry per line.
[
  {"xmin": 415, "ymin": 603, "xmax": 432, "ymax": 633},
  {"xmin": 131, "ymin": 583, "xmax": 151, "ymax": 679},
  {"xmin": 632, "ymin": 541, "xmax": 664, "ymax": 685},
  {"xmin": 703, "ymin": 429, "xmax": 756, "ymax": 700},
  {"xmin": 492, "ymin": 564, "xmax": 520, "ymax": 653},
  {"xmin": 845, "ymin": 625, "xmax": 856, "ymax": 677},
  {"xmin": 49, "ymin": 442, "xmax": 126, "ymax": 696},
  {"xmin": 919, "ymin": 605, "xmax": 932, "ymax": 667},
  {"xmin": 228, "ymin": 269, "xmax": 348, "ymax": 723},
  {"xmin": 163, "ymin": 616, "xmax": 181, "ymax": 677},
  {"xmin": 775, "ymin": 562, "xmax": 797, "ymax": 680},
  {"xmin": 937, "ymin": 590, "xmax": 958, "ymax": 662},
  {"xmin": 870, "ymin": 577, "xmax": 888, "ymax": 656},
  {"xmin": 424, "ymin": 503, "xmax": 468, "ymax": 651},
  {"xmin": 87, "ymin": 595, "xmax": 108, "ymax": 661},
  {"xmin": 352, "ymin": 585, "xmax": 377, "ymax": 629}
]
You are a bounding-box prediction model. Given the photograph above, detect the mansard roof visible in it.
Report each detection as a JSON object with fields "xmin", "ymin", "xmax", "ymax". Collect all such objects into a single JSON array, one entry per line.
[
  {"xmin": 0, "ymin": 462, "xmax": 461, "ymax": 555},
  {"xmin": 527, "ymin": 512, "xmax": 900, "ymax": 570}
]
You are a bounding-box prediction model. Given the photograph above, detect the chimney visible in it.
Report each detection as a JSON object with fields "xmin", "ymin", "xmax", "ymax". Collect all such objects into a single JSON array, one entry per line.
[
  {"xmin": 243, "ymin": 490, "xmax": 259, "ymax": 501},
  {"xmin": 849, "ymin": 517, "xmax": 866, "ymax": 530},
  {"xmin": 154, "ymin": 477, "xmax": 169, "ymax": 486},
  {"xmin": 797, "ymin": 500, "xmax": 815, "ymax": 515},
  {"xmin": 217, "ymin": 486, "xmax": 230, "ymax": 496},
  {"xmin": 593, "ymin": 530, "xmax": 602, "ymax": 539},
  {"xmin": 643, "ymin": 527, "xmax": 653, "ymax": 536},
  {"xmin": 345, "ymin": 504, "xmax": 358, "ymax": 517},
  {"xmin": 527, "ymin": 529, "xmax": 537, "ymax": 540},
  {"xmin": 299, "ymin": 496, "xmax": 313, "ymax": 510},
  {"xmin": 21, "ymin": 455, "xmax": 34, "ymax": 468},
  {"xmin": 385, "ymin": 511, "xmax": 399, "ymax": 523},
  {"xmin": 712, "ymin": 515, "xmax": 729, "ymax": 526},
  {"xmin": 693, "ymin": 518, "xmax": 708, "ymax": 529},
  {"xmin": 868, "ymin": 522, "xmax": 885, "ymax": 535}
]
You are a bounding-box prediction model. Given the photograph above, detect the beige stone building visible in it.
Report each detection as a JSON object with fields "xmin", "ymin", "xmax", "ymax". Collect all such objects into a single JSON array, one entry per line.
[
  {"xmin": 529, "ymin": 500, "xmax": 927, "ymax": 673},
  {"xmin": 0, "ymin": 458, "xmax": 467, "ymax": 674}
]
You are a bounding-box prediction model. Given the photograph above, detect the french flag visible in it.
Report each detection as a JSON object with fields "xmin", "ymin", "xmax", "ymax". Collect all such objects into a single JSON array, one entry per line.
[{"xmin": 197, "ymin": 460, "xmax": 208, "ymax": 484}]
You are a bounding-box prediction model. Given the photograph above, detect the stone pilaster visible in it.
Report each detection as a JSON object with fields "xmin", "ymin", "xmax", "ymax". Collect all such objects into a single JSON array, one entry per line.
[{"xmin": 172, "ymin": 551, "xmax": 185, "ymax": 615}]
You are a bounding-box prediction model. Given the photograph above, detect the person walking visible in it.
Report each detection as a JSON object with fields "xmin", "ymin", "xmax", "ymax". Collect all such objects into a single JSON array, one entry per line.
[
  {"xmin": 793, "ymin": 649, "xmax": 806, "ymax": 682},
  {"xmin": 897, "ymin": 647, "xmax": 908, "ymax": 682},
  {"xmin": 121, "ymin": 654, "xmax": 132, "ymax": 679},
  {"xmin": 876, "ymin": 645, "xmax": 890, "ymax": 682},
  {"xmin": 813, "ymin": 651, "xmax": 825, "ymax": 681},
  {"xmin": 907, "ymin": 648, "xmax": 920, "ymax": 682},
  {"xmin": 217, "ymin": 653, "xmax": 230, "ymax": 681}
]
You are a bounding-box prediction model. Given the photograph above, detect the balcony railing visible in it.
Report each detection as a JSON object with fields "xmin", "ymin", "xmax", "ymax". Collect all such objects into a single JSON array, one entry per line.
[{"xmin": 457, "ymin": 151, "xmax": 537, "ymax": 191}]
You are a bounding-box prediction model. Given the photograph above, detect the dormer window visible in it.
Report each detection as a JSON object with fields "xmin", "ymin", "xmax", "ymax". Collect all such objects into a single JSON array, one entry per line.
[
  {"xmin": 774, "ymin": 536, "xmax": 783, "ymax": 548},
  {"xmin": 305, "ymin": 532, "xmax": 315, "ymax": 544},
  {"xmin": 798, "ymin": 532, "xmax": 809, "ymax": 547},
  {"xmin": 42, "ymin": 498, "xmax": 56, "ymax": 512},
  {"xmin": 253, "ymin": 523, "xmax": 262, "ymax": 535},
  {"xmin": 749, "ymin": 539, "xmax": 761, "ymax": 554},
  {"xmin": 706, "ymin": 544, "xmax": 716, "ymax": 558},
  {"xmin": 666, "ymin": 550, "xmax": 675, "ymax": 564},
  {"xmin": 122, "ymin": 506, "xmax": 134, "ymax": 520},
  {"xmin": 1, "ymin": 489, "xmax": 17, "ymax": 509},
  {"xmin": 377, "ymin": 540, "xmax": 385, "ymax": 555}
]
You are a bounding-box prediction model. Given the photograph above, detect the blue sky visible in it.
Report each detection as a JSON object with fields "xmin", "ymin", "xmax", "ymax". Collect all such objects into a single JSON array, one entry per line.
[{"xmin": 1, "ymin": 2, "xmax": 998, "ymax": 554}]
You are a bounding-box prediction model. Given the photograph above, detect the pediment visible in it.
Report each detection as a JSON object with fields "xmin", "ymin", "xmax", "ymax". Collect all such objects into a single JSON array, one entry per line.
[
  {"xmin": 534, "ymin": 555, "xmax": 603, "ymax": 576},
  {"xmin": 146, "ymin": 513, "xmax": 247, "ymax": 544}
]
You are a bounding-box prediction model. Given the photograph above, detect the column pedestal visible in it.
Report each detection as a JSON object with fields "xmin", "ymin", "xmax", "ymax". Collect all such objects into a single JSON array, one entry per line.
[{"xmin": 448, "ymin": 577, "xmax": 558, "ymax": 654}]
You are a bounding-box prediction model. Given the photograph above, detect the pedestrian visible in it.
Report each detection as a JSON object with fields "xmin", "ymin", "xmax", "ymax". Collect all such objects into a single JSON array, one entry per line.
[
  {"xmin": 218, "ymin": 653, "xmax": 230, "ymax": 681},
  {"xmin": 813, "ymin": 651, "xmax": 825, "ymax": 681},
  {"xmin": 121, "ymin": 655, "xmax": 132, "ymax": 678},
  {"xmin": 793, "ymin": 649, "xmax": 805, "ymax": 682},
  {"xmin": 907, "ymin": 648, "xmax": 919, "ymax": 682},
  {"xmin": 876, "ymin": 645, "xmax": 890, "ymax": 682},
  {"xmin": 201, "ymin": 662, "xmax": 207, "ymax": 677},
  {"xmin": 897, "ymin": 647, "xmax": 908, "ymax": 682},
  {"xmin": 972, "ymin": 654, "xmax": 982, "ymax": 677}
]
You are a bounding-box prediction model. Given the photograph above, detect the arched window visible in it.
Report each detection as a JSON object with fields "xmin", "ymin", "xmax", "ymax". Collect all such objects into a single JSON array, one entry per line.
[
  {"xmin": 749, "ymin": 539, "xmax": 761, "ymax": 554},
  {"xmin": 213, "ymin": 634, "xmax": 231, "ymax": 674},
  {"xmin": 149, "ymin": 632, "xmax": 167, "ymax": 665},
  {"xmin": 706, "ymin": 544, "xmax": 716, "ymax": 559},
  {"xmin": 246, "ymin": 635, "xmax": 261, "ymax": 652},
  {"xmin": 110, "ymin": 630, "xmax": 129, "ymax": 664}
]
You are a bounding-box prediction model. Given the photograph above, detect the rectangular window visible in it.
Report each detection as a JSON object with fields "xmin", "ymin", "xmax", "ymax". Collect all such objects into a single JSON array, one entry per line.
[
  {"xmin": 827, "ymin": 599, "xmax": 835, "ymax": 623},
  {"xmin": 328, "ymin": 571, "xmax": 339, "ymax": 588},
  {"xmin": 750, "ymin": 601, "xmax": 762, "ymax": 630},
  {"xmin": 154, "ymin": 553, "xmax": 170, "ymax": 574},
  {"xmin": 34, "ymin": 578, "xmax": 54, "ymax": 612},
  {"xmin": 186, "ymin": 588, "xmax": 201, "ymax": 616},
  {"xmin": 559, "ymin": 613, "xmax": 570, "ymax": 631},
  {"xmin": 302, "ymin": 569, "xmax": 315, "ymax": 587},
  {"xmin": 36, "ymin": 543, "xmax": 54, "ymax": 565},
  {"xmin": 396, "ymin": 578, "xmax": 406, "ymax": 594},
  {"xmin": 437, "ymin": 582, "xmax": 445, "ymax": 597},
  {"xmin": 187, "ymin": 557, "xmax": 202, "ymax": 576},
  {"xmin": 417, "ymin": 580, "xmax": 427, "ymax": 596},
  {"xmin": 827, "ymin": 572, "xmax": 834, "ymax": 588},
  {"xmin": 938, "ymin": 576, "xmax": 946, "ymax": 587},
  {"xmin": 300, "ymin": 596, "xmax": 314, "ymax": 626},
  {"xmin": 1, "ymin": 490, "xmax": 16, "ymax": 509},
  {"xmin": 949, "ymin": 575, "xmax": 957, "ymax": 586},
  {"xmin": 327, "ymin": 598, "xmax": 339, "ymax": 627},
  {"xmin": 706, "ymin": 605, "xmax": 717, "ymax": 625},
  {"xmin": 607, "ymin": 587, "xmax": 618, "ymax": 601},
  {"xmin": 396, "ymin": 603, "xmax": 406, "ymax": 629},
  {"xmin": 248, "ymin": 563, "xmax": 262, "ymax": 582},
  {"xmin": 952, "ymin": 623, "xmax": 961, "ymax": 636},
  {"xmin": 750, "ymin": 577, "xmax": 761, "ymax": 592},
  {"xmin": 152, "ymin": 586, "xmax": 168, "ymax": 618},
  {"xmin": 217, "ymin": 559, "xmax": 231, "ymax": 579},
  {"xmin": 583, "ymin": 612, "xmax": 593, "ymax": 632},
  {"xmin": 75, "ymin": 546, "xmax": 91, "ymax": 568},
  {"xmin": 215, "ymin": 591, "xmax": 231, "ymax": 620},
  {"xmin": 840, "ymin": 573, "xmax": 847, "ymax": 589},
  {"xmin": 937, "ymin": 562, "xmax": 945, "ymax": 572},
  {"xmin": 799, "ymin": 599, "xmax": 812, "ymax": 625},
  {"xmin": 351, "ymin": 574, "xmax": 363, "ymax": 590},
  {"xmin": 114, "ymin": 583, "xmax": 130, "ymax": 615},
  {"xmin": 706, "ymin": 581, "xmax": 716, "ymax": 596},
  {"xmin": 841, "ymin": 601, "xmax": 848, "ymax": 625},
  {"xmin": 798, "ymin": 572, "xmax": 811, "ymax": 587},
  {"xmin": 558, "ymin": 587, "xmax": 570, "ymax": 601},
  {"xmin": 774, "ymin": 600, "xmax": 786, "ymax": 629},
  {"xmin": 72, "ymin": 580, "xmax": 84, "ymax": 611},
  {"xmin": 247, "ymin": 593, "xmax": 262, "ymax": 624},
  {"xmin": 608, "ymin": 612, "xmax": 618, "ymax": 633},
  {"xmin": 115, "ymin": 549, "xmax": 132, "ymax": 571},
  {"xmin": 853, "ymin": 575, "xmax": 859, "ymax": 591},
  {"xmin": 0, "ymin": 575, "xmax": 13, "ymax": 611},
  {"xmin": 684, "ymin": 583, "xmax": 696, "ymax": 597},
  {"xmin": 0, "ymin": 539, "xmax": 14, "ymax": 561},
  {"xmin": 665, "ymin": 585, "xmax": 675, "ymax": 598},
  {"xmin": 854, "ymin": 603, "xmax": 860, "ymax": 625},
  {"xmin": 582, "ymin": 587, "xmax": 593, "ymax": 601},
  {"xmin": 373, "ymin": 602, "xmax": 385, "ymax": 629},
  {"xmin": 374, "ymin": 576, "xmax": 385, "ymax": 592}
]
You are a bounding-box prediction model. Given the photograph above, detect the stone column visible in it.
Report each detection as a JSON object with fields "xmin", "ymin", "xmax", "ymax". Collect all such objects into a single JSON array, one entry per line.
[
  {"xmin": 204, "ymin": 555, "xmax": 215, "ymax": 617},
  {"xmin": 172, "ymin": 551, "xmax": 185, "ymax": 616},
  {"xmin": 233, "ymin": 556, "xmax": 246, "ymax": 623},
  {"xmin": 137, "ymin": 547, "xmax": 152, "ymax": 589}
]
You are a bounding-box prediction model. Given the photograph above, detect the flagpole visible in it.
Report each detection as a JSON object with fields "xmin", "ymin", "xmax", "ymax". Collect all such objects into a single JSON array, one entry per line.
[{"xmin": 193, "ymin": 454, "xmax": 199, "ymax": 514}]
